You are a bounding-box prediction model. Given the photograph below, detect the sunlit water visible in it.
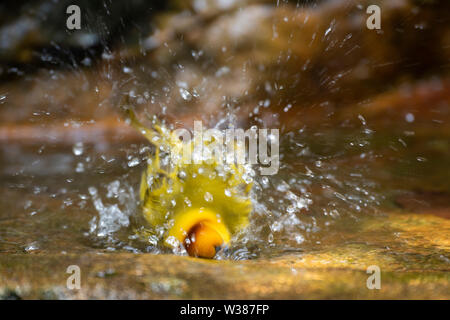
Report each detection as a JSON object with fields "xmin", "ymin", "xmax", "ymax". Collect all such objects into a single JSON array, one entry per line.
[
  {"xmin": 0, "ymin": 0, "xmax": 449, "ymax": 263},
  {"xmin": 1, "ymin": 119, "xmax": 447, "ymax": 259}
]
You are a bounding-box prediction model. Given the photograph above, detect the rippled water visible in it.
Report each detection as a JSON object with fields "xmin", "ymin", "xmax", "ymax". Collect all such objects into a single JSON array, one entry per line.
[{"xmin": 1, "ymin": 117, "xmax": 447, "ymax": 260}]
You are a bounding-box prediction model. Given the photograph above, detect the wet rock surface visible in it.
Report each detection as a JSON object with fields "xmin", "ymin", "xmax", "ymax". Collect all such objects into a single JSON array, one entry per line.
[
  {"xmin": 1, "ymin": 174, "xmax": 448, "ymax": 299},
  {"xmin": 0, "ymin": 212, "xmax": 449, "ymax": 299}
]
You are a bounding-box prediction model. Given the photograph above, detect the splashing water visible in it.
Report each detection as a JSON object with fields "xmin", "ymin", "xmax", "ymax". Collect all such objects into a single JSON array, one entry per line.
[{"xmin": 1, "ymin": 1, "xmax": 448, "ymax": 263}]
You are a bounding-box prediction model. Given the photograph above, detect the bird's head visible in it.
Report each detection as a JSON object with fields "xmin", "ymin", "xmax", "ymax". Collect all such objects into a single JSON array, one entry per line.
[{"xmin": 166, "ymin": 208, "xmax": 230, "ymax": 259}]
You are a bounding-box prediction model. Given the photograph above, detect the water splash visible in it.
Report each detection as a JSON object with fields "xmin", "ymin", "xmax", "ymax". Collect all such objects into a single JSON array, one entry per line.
[{"xmin": 88, "ymin": 181, "xmax": 136, "ymax": 239}]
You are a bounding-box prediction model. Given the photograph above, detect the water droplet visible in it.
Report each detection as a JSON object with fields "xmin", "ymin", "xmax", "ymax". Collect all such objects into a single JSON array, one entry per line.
[
  {"xmin": 295, "ymin": 235, "xmax": 304, "ymax": 244},
  {"xmin": 123, "ymin": 66, "xmax": 132, "ymax": 74},
  {"xmin": 106, "ymin": 181, "xmax": 120, "ymax": 198},
  {"xmin": 271, "ymin": 221, "xmax": 282, "ymax": 232},
  {"xmin": 204, "ymin": 192, "xmax": 213, "ymax": 202},
  {"xmin": 75, "ymin": 162, "xmax": 85, "ymax": 173},
  {"xmin": 283, "ymin": 104, "xmax": 292, "ymax": 112},
  {"xmin": 178, "ymin": 171, "xmax": 187, "ymax": 179},
  {"xmin": 416, "ymin": 156, "xmax": 427, "ymax": 162},
  {"xmin": 405, "ymin": 113, "xmax": 415, "ymax": 123},
  {"xmin": 128, "ymin": 157, "xmax": 140, "ymax": 167},
  {"xmin": 88, "ymin": 187, "xmax": 97, "ymax": 196},
  {"xmin": 72, "ymin": 142, "xmax": 84, "ymax": 156},
  {"xmin": 261, "ymin": 176, "xmax": 269, "ymax": 188},
  {"xmin": 243, "ymin": 175, "xmax": 253, "ymax": 184},
  {"xmin": 81, "ymin": 57, "xmax": 91, "ymax": 66},
  {"xmin": 179, "ymin": 88, "xmax": 192, "ymax": 101},
  {"xmin": 24, "ymin": 242, "xmax": 39, "ymax": 252}
]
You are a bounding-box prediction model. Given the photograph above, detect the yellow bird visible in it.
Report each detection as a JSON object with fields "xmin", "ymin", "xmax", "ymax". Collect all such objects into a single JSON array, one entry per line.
[{"xmin": 123, "ymin": 103, "xmax": 253, "ymax": 259}]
